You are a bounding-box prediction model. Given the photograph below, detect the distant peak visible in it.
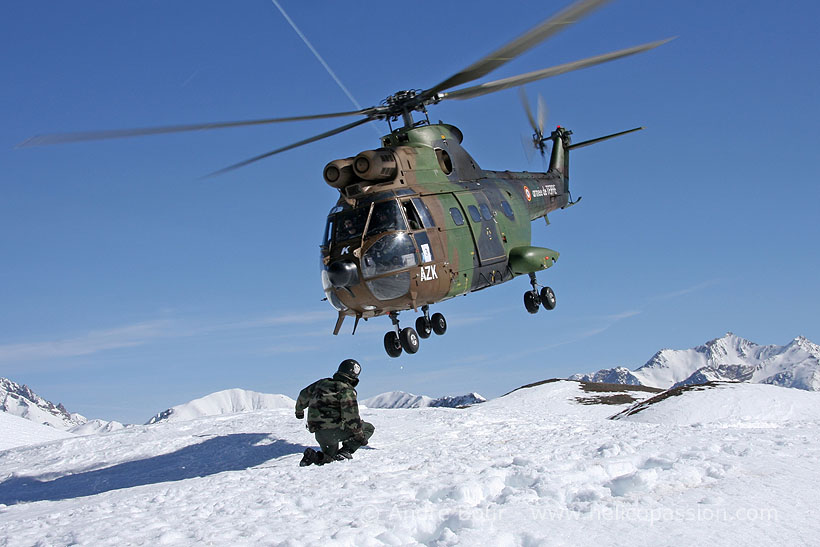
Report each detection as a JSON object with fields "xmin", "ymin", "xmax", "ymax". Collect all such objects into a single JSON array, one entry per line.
[
  {"xmin": 789, "ymin": 336, "xmax": 820, "ymax": 356},
  {"xmin": 714, "ymin": 332, "xmax": 744, "ymax": 342}
]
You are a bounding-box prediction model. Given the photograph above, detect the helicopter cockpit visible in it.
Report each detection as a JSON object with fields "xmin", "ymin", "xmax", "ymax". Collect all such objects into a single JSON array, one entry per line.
[{"xmin": 321, "ymin": 194, "xmax": 434, "ymax": 311}]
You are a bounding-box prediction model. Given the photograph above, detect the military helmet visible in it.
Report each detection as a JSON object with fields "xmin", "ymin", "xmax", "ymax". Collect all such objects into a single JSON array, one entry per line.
[{"xmin": 337, "ymin": 359, "xmax": 361, "ymax": 378}]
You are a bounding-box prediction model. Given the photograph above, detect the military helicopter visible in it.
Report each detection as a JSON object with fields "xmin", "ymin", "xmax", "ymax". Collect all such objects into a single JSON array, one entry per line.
[{"xmin": 20, "ymin": 0, "xmax": 672, "ymax": 358}]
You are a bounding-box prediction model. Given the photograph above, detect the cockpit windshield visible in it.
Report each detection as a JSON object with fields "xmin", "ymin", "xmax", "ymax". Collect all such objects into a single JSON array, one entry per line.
[
  {"xmin": 367, "ymin": 200, "xmax": 406, "ymax": 237},
  {"xmin": 329, "ymin": 199, "xmax": 407, "ymax": 244},
  {"xmin": 333, "ymin": 207, "xmax": 369, "ymax": 242}
]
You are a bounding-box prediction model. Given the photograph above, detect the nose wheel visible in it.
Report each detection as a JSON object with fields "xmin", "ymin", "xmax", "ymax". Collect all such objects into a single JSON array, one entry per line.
[
  {"xmin": 384, "ymin": 307, "xmax": 446, "ymax": 358},
  {"xmin": 524, "ymin": 273, "xmax": 557, "ymax": 314}
]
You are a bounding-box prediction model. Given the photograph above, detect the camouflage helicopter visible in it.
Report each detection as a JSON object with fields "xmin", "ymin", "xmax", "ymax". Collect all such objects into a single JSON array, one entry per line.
[{"xmin": 21, "ymin": 0, "xmax": 672, "ymax": 358}]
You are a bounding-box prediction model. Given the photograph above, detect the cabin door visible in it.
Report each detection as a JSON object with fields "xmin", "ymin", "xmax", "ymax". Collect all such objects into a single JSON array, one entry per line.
[{"xmin": 455, "ymin": 191, "xmax": 506, "ymax": 265}]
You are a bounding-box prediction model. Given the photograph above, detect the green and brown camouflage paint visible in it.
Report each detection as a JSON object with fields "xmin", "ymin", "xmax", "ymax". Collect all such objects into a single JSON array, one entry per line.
[{"xmin": 320, "ymin": 123, "xmax": 569, "ymax": 331}]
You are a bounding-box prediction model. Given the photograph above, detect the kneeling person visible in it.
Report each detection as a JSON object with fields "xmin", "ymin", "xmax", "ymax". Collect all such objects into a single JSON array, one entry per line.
[{"xmin": 295, "ymin": 359, "xmax": 375, "ymax": 466}]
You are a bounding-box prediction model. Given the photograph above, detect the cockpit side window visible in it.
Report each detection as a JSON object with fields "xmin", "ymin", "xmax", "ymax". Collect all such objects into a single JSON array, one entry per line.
[
  {"xmin": 402, "ymin": 200, "xmax": 423, "ymax": 231},
  {"xmin": 322, "ymin": 216, "xmax": 335, "ymax": 248},
  {"xmin": 412, "ymin": 198, "xmax": 435, "ymax": 228},
  {"xmin": 367, "ymin": 200, "xmax": 406, "ymax": 237}
]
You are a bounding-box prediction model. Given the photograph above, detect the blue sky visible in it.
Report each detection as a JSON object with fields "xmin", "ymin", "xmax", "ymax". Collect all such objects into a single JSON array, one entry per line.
[{"xmin": 2, "ymin": 1, "xmax": 818, "ymax": 424}]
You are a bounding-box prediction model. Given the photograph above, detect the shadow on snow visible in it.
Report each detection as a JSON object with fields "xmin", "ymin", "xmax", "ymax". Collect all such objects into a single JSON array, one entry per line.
[{"xmin": 0, "ymin": 433, "xmax": 307, "ymax": 505}]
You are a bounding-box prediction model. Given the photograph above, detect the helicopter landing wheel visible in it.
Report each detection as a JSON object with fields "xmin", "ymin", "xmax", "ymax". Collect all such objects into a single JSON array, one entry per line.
[
  {"xmin": 431, "ymin": 312, "xmax": 447, "ymax": 336},
  {"xmin": 540, "ymin": 286, "xmax": 556, "ymax": 310},
  {"xmin": 384, "ymin": 331, "xmax": 402, "ymax": 358},
  {"xmin": 399, "ymin": 327, "xmax": 420, "ymax": 354},
  {"xmin": 524, "ymin": 290, "xmax": 541, "ymax": 314},
  {"xmin": 415, "ymin": 316, "xmax": 432, "ymax": 339}
]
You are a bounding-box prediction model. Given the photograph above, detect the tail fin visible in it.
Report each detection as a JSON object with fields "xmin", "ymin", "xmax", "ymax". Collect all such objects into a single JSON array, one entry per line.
[{"xmin": 548, "ymin": 126, "xmax": 572, "ymax": 178}]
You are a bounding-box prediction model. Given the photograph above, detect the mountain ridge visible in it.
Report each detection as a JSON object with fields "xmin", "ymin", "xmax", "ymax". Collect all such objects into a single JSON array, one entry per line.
[
  {"xmin": 571, "ymin": 333, "xmax": 820, "ymax": 390},
  {"xmin": 362, "ymin": 391, "xmax": 486, "ymax": 409},
  {"xmin": 0, "ymin": 377, "xmax": 86, "ymax": 430}
]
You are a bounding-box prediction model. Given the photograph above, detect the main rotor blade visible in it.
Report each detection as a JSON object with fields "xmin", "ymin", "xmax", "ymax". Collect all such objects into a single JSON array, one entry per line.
[
  {"xmin": 425, "ymin": 0, "xmax": 612, "ymax": 97},
  {"xmin": 17, "ymin": 109, "xmax": 376, "ymax": 148},
  {"xmin": 205, "ymin": 116, "xmax": 373, "ymax": 178},
  {"xmin": 440, "ymin": 38, "xmax": 674, "ymax": 101}
]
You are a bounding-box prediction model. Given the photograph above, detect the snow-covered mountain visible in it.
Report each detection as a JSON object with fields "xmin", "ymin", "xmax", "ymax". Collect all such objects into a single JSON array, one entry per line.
[
  {"xmin": 2, "ymin": 379, "xmax": 820, "ymax": 545},
  {"xmin": 0, "ymin": 377, "xmax": 86, "ymax": 430},
  {"xmin": 362, "ymin": 390, "xmax": 486, "ymax": 409},
  {"xmin": 571, "ymin": 333, "xmax": 820, "ymax": 391},
  {"xmin": 147, "ymin": 388, "xmax": 295, "ymax": 424}
]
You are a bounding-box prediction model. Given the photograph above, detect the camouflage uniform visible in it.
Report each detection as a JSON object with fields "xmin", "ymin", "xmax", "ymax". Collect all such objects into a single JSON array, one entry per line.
[{"xmin": 295, "ymin": 367, "xmax": 374, "ymax": 462}]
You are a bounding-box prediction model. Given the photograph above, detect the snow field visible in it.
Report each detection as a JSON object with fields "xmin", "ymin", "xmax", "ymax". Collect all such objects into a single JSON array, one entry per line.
[
  {"xmin": 0, "ymin": 413, "xmax": 73, "ymax": 452},
  {"xmin": 1, "ymin": 381, "xmax": 819, "ymax": 545}
]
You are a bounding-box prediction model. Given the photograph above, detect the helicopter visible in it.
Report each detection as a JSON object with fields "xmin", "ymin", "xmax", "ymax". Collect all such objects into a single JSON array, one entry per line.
[{"xmin": 20, "ymin": 0, "xmax": 672, "ymax": 358}]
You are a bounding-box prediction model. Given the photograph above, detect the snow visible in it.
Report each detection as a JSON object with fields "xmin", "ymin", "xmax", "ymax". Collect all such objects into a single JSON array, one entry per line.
[
  {"xmin": 2, "ymin": 380, "xmax": 820, "ymax": 545},
  {"xmin": 0, "ymin": 412, "xmax": 74, "ymax": 451},
  {"xmin": 146, "ymin": 388, "xmax": 295, "ymax": 424},
  {"xmin": 613, "ymin": 382, "xmax": 820, "ymax": 426},
  {"xmin": 69, "ymin": 419, "xmax": 127, "ymax": 436}
]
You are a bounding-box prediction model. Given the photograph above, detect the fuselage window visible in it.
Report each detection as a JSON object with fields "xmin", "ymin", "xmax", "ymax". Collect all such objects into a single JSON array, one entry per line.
[
  {"xmin": 450, "ymin": 207, "xmax": 464, "ymax": 226},
  {"xmin": 479, "ymin": 203, "xmax": 493, "ymax": 221},
  {"xmin": 500, "ymin": 200, "xmax": 514, "ymax": 220},
  {"xmin": 467, "ymin": 205, "xmax": 482, "ymax": 223}
]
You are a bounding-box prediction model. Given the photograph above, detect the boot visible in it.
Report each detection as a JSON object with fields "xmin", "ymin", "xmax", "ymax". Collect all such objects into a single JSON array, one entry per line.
[{"xmin": 299, "ymin": 448, "xmax": 318, "ymax": 467}]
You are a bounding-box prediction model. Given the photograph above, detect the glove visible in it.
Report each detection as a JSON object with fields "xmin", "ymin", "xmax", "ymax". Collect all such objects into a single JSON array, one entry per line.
[
  {"xmin": 295, "ymin": 410, "xmax": 304, "ymax": 420},
  {"xmin": 353, "ymin": 430, "xmax": 367, "ymax": 446}
]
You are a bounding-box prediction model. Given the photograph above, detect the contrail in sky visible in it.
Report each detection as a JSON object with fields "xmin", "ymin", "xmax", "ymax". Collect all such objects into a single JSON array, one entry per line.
[{"xmin": 271, "ymin": 0, "xmax": 376, "ymax": 131}]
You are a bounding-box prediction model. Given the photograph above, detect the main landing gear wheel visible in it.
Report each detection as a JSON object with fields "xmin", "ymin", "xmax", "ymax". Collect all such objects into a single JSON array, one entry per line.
[
  {"xmin": 399, "ymin": 327, "xmax": 420, "ymax": 354},
  {"xmin": 415, "ymin": 316, "xmax": 432, "ymax": 339},
  {"xmin": 384, "ymin": 309, "xmax": 443, "ymax": 357},
  {"xmin": 540, "ymin": 286, "xmax": 556, "ymax": 310},
  {"xmin": 384, "ymin": 331, "xmax": 402, "ymax": 358},
  {"xmin": 524, "ymin": 290, "xmax": 541, "ymax": 314},
  {"xmin": 431, "ymin": 312, "xmax": 447, "ymax": 335}
]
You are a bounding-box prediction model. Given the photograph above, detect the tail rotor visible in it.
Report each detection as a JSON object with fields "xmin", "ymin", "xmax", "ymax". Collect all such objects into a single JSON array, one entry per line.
[{"xmin": 519, "ymin": 87, "xmax": 550, "ymax": 166}]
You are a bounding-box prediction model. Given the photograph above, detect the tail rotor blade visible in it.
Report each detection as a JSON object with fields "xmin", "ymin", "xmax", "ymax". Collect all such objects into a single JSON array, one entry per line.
[
  {"xmin": 519, "ymin": 88, "xmax": 539, "ymax": 137},
  {"xmin": 521, "ymin": 133, "xmax": 536, "ymax": 163},
  {"xmin": 536, "ymin": 93, "xmax": 548, "ymax": 136}
]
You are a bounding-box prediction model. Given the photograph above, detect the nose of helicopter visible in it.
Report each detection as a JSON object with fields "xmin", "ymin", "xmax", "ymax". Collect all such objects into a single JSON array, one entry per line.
[{"xmin": 327, "ymin": 260, "xmax": 359, "ymax": 288}]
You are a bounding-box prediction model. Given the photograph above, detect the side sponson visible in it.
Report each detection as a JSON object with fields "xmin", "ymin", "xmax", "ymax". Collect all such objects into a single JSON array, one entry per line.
[{"xmin": 508, "ymin": 246, "xmax": 559, "ymax": 275}]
